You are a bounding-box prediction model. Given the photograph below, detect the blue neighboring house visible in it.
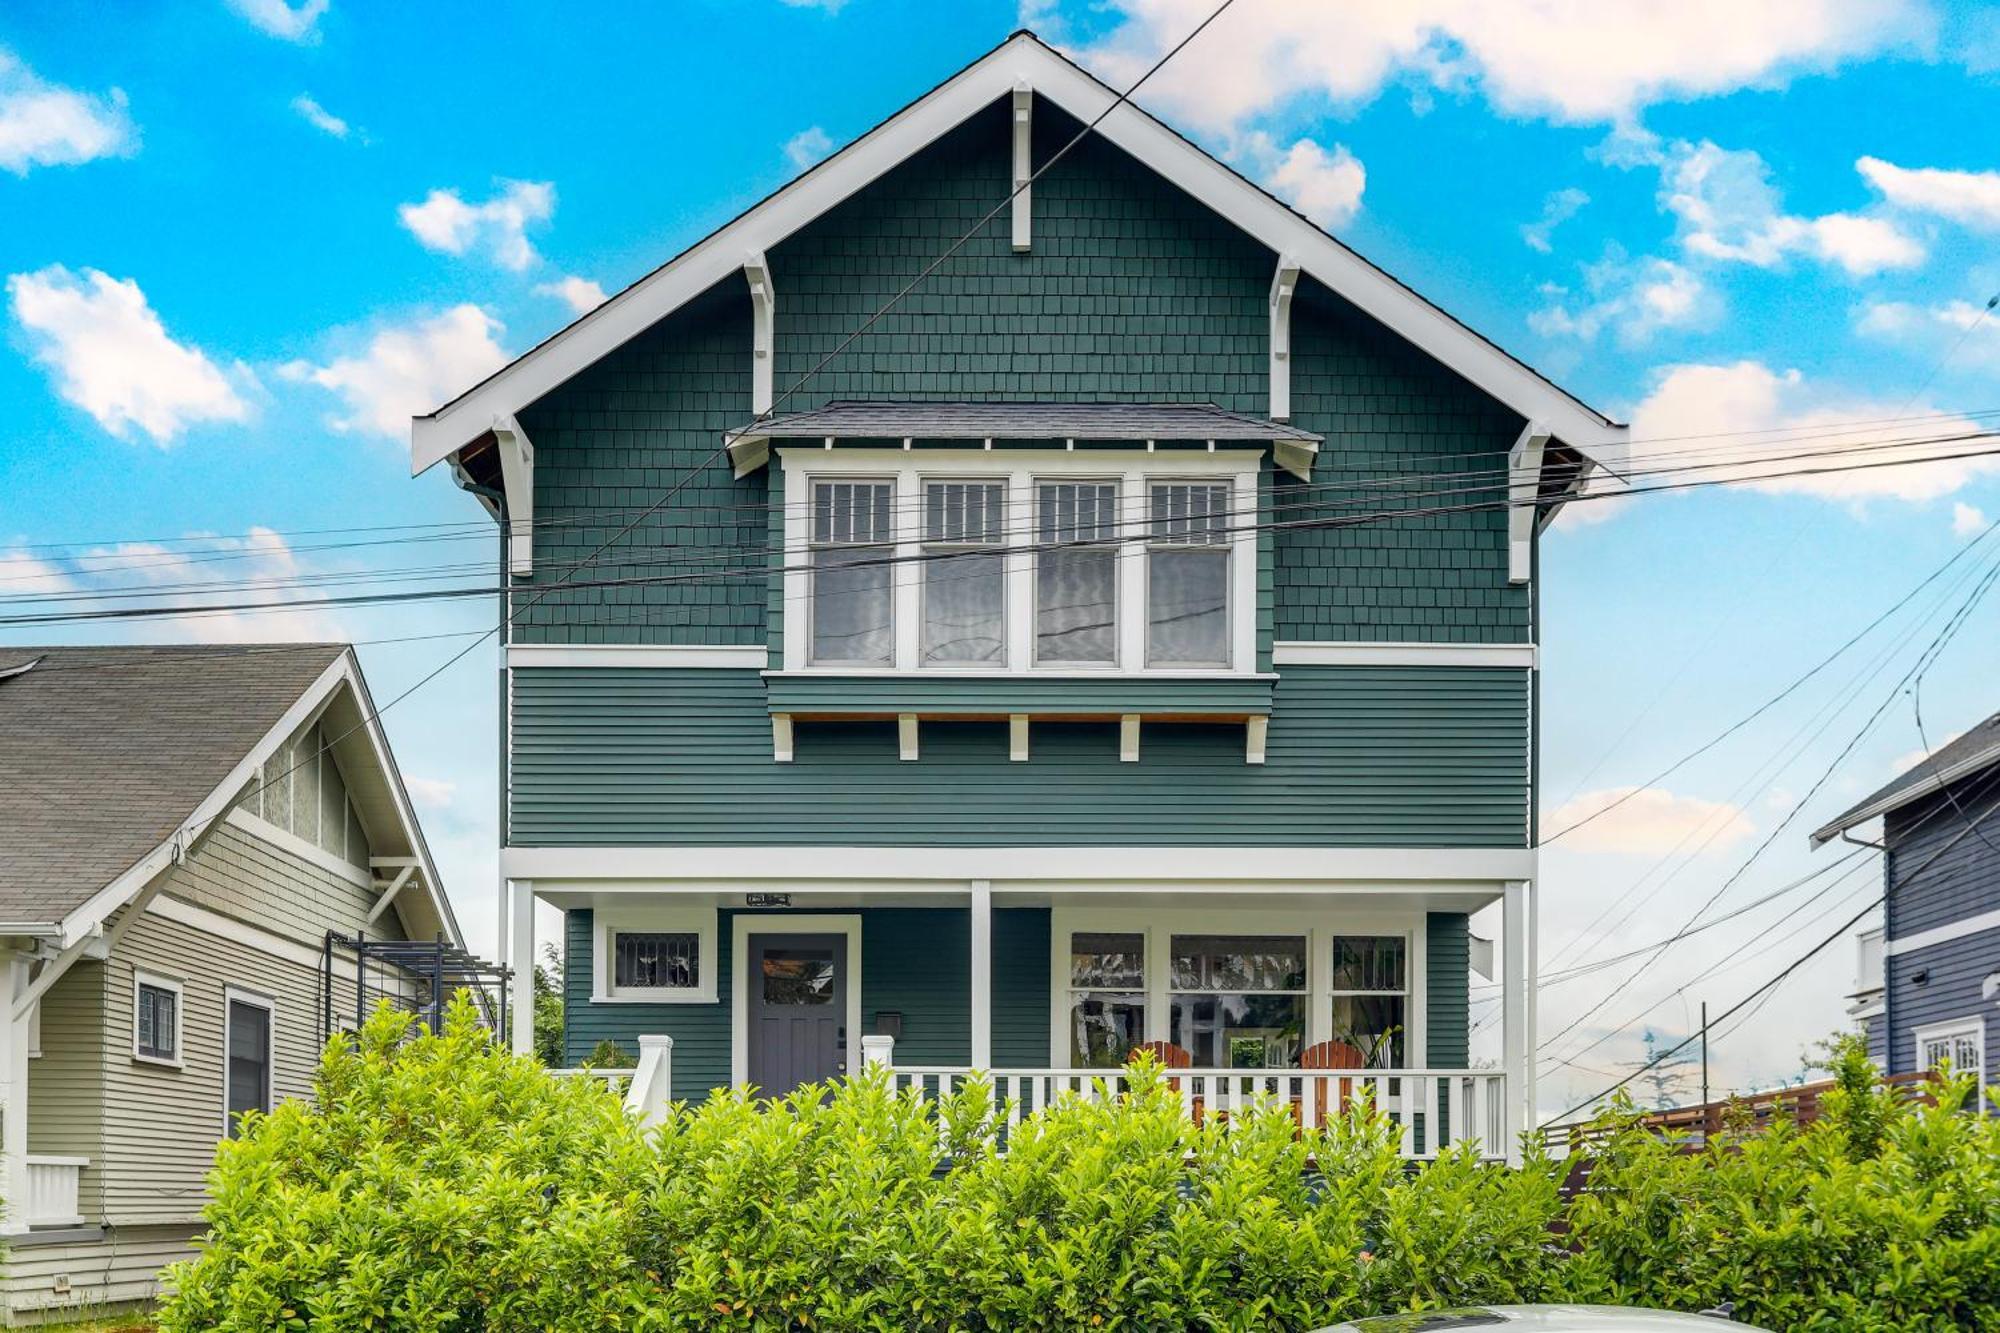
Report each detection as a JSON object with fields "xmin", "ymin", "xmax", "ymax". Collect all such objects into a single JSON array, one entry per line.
[{"xmin": 1814, "ymin": 709, "xmax": 2000, "ymax": 1104}]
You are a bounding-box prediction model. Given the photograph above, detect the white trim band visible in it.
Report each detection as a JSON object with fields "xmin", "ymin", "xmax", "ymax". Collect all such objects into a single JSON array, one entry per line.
[
  {"xmin": 507, "ymin": 644, "xmax": 766, "ymax": 669},
  {"xmin": 1273, "ymin": 641, "xmax": 1537, "ymax": 669},
  {"xmin": 1885, "ymin": 910, "xmax": 2000, "ymax": 958}
]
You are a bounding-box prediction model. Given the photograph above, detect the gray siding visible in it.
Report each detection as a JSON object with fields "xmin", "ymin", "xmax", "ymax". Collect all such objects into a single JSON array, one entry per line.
[
  {"xmin": 174, "ymin": 820, "xmax": 402, "ymax": 945},
  {"xmin": 513, "ymin": 665, "xmax": 1529, "ymax": 848},
  {"xmin": 1, "ymin": 1222, "xmax": 196, "ymax": 1323},
  {"xmin": 25, "ymin": 961, "xmax": 106, "ymax": 1222},
  {"xmin": 1880, "ymin": 776, "xmax": 2000, "ymax": 1079},
  {"xmin": 1883, "ymin": 925, "xmax": 2000, "ymax": 1079}
]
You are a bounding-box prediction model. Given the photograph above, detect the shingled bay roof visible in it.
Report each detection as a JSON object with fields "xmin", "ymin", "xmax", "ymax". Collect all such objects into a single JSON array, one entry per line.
[
  {"xmin": 1811, "ymin": 706, "xmax": 2000, "ymax": 845},
  {"xmin": 0, "ymin": 644, "xmax": 347, "ymax": 926}
]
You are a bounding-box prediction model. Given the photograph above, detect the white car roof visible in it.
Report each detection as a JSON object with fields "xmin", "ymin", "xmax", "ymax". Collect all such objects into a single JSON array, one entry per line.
[{"xmin": 1322, "ymin": 1305, "xmax": 1755, "ymax": 1332}]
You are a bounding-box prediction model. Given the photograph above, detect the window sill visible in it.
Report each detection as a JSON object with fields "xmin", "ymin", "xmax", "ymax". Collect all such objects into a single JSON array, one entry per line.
[
  {"xmin": 131, "ymin": 1052, "xmax": 183, "ymax": 1070},
  {"xmin": 764, "ymin": 671, "xmax": 1275, "ymax": 719},
  {"xmin": 593, "ymin": 990, "xmax": 718, "ymax": 1006}
]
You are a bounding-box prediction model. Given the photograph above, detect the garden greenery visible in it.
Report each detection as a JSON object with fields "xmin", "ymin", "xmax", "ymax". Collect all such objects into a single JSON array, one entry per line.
[{"xmin": 160, "ymin": 998, "xmax": 2000, "ymax": 1332}]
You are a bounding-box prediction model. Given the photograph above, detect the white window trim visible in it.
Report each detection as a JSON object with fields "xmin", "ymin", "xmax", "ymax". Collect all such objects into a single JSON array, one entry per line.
[
  {"xmin": 1913, "ymin": 1015, "xmax": 1986, "ymax": 1112},
  {"xmin": 593, "ymin": 906, "xmax": 719, "ymax": 1004},
  {"xmin": 730, "ymin": 913, "xmax": 864, "ymax": 1087},
  {"xmin": 782, "ymin": 448, "xmax": 1260, "ymax": 677},
  {"xmin": 221, "ymin": 985, "xmax": 277, "ymax": 1137},
  {"xmin": 132, "ymin": 969, "xmax": 184, "ymax": 1069},
  {"xmin": 1048, "ymin": 905, "xmax": 1426, "ymax": 1069}
]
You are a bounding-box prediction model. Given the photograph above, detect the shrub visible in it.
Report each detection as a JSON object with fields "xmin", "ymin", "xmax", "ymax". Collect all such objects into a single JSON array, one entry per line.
[{"xmin": 160, "ymin": 1011, "xmax": 2000, "ymax": 1332}]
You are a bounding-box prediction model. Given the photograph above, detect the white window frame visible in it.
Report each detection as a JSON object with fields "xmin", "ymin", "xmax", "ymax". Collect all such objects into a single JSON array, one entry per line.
[
  {"xmin": 780, "ymin": 448, "xmax": 1260, "ymax": 677},
  {"xmin": 132, "ymin": 969, "xmax": 184, "ymax": 1069},
  {"xmin": 1048, "ymin": 905, "xmax": 1426, "ymax": 1070},
  {"xmin": 1914, "ymin": 1016, "xmax": 1986, "ymax": 1111},
  {"xmin": 221, "ymin": 985, "xmax": 277, "ymax": 1137},
  {"xmin": 593, "ymin": 906, "xmax": 719, "ymax": 1004}
]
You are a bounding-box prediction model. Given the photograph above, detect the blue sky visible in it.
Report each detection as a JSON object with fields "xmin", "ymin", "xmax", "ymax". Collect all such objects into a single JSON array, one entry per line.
[{"xmin": 4, "ymin": 0, "xmax": 1999, "ymax": 1112}]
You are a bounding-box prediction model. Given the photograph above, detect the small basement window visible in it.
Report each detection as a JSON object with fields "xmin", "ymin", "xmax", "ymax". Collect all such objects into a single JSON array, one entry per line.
[
  {"xmin": 594, "ymin": 911, "xmax": 718, "ymax": 1003},
  {"xmin": 133, "ymin": 971, "xmax": 182, "ymax": 1066}
]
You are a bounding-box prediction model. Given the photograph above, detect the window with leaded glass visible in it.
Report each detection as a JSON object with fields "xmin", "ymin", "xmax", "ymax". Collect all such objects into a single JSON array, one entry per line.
[
  {"xmin": 612, "ymin": 931, "xmax": 700, "ymax": 992},
  {"xmin": 134, "ymin": 974, "xmax": 180, "ymax": 1064},
  {"xmin": 1168, "ymin": 934, "xmax": 1307, "ymax": 1068},
  {"xmin": 1068, "ymin": 931, "xmax": 1144, "ymax": 1067},
  {"xmin": 1327, "ymin": 935, "xmax": 1407, "ymax": 1068}
]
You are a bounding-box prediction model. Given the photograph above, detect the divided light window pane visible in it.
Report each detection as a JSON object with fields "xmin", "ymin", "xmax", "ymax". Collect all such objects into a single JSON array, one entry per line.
[
  {"xmin": 136, "ymin": 983, "xmax": 176, "ymax": 1060},
  {"xmin": 810, "ymin": 481, "xmax": 895, "ymax": 666},
  {"xmin": 1036, "ymin": 481, "xmax": 1119, "ymax": 665},
  {"xmin": 922, "ymin": 481, "xmax": 1006, "ymax": 665},
  {"xmin": 1327, "ymin": 936, "xmax": 1407, "ymax": 1069},
  {"xmin": 1168, "ymin": 934, "xmax": 1307, "ymax": 1069},
  {"xmin": 1069, "ymin": 931, "xmax": 1144, "ymax": 1068},
  {"xmin": 1147, "ymin": 482, "xmax": 1230, "ymax": 666}
]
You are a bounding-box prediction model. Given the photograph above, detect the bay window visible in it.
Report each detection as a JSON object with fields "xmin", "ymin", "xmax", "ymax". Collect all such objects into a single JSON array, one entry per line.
[
  {"xmin": 1068, "ymin": 931, "xmax": 1145, "ymax": 1067},
  {"xmin": 1147, "ymin": 481, "xmax": 1231, "ymax": 666},
  {"xmin": 1169, "ymin": 933, "xmax": 1307, "ymax": 1068},
  {"xmin": 922, "ymin": 481, "xmax": 1007, "ymax": 664},
  {"xmin": 810, "ymin": 480, "xmax": 895, "ymax": 666},
  {"xmin": 1035, "ymin": 480, "xmax": 1119, "ymax": 665}
]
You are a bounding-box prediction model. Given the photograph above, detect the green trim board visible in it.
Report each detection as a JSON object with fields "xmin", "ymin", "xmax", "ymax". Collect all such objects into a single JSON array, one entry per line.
[{"xmin": 764, "ymin": 673, "xmax": 1276, "ymax": 718}]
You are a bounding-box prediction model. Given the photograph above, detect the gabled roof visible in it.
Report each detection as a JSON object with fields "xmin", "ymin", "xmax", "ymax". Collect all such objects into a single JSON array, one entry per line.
[
  {"xmin": 412, "ymin": 30, "xmax": 1626, "ymax": 477},
  {"xmin": 0, "ymin": 644, "xmax": 458, "ymax": 947},
  {"xmin": 1811, "ymin": 707, "xmax": 2000, "ymax": 846}
]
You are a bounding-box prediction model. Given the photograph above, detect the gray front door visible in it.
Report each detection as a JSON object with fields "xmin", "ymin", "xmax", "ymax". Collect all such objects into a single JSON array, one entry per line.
[{"xmin": 747, "ymin": 933, "xmax": 847, "ymax": 1095}]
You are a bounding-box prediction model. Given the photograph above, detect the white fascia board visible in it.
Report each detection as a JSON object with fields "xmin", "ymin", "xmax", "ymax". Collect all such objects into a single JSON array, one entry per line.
[
  {"xmin": 410, "ymin": 35, "xmax": 1624, "ymax": 477},
  {"xmin": 507, "ymin": 644, "xmax": 766, "ymax": 669},
  {"xmin": 1810, "ymin": 746, "xmax": 2000, "ymax": 845},
  {"xmin": 502, "ymin": 844, "xmax": 1536, "ymax": 885},
  {"xmin": 1273, "ymin": 641, "xmax": 1536, "ymax": 668}
]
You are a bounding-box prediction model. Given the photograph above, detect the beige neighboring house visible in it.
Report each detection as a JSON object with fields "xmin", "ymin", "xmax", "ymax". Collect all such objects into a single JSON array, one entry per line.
[{"xmin": 0, "ymin": 644, "xmax": 458, "ymax": 1324}]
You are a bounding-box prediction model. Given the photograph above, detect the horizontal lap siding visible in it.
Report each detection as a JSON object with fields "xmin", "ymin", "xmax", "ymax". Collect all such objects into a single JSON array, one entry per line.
[
  {"xmin": 1884, "ymin": 926, "xmax": 2000, "ymax": 1078},
  {"xmin": 1, "ymin": 1222, "xmax": 197, "ymax": 1320},
  {"xmin": 513, "ymin": 665, "xmax": 1528, "ymax": 846},
  {"xmin": 564, "ymin": 909, "xmax": 733, "ymax": 1097},
  {"xmin": 1884, "ymin": 779, "xmax": 2000, "ymax": 937},
  {"xmin": 171, "ymin": 821, "xmax": 402, "ymax": 943},
  {"xmin": 1425, "ymin": 913, "xmax": 1470, "ymax": 1067},
  {"xmin": 994, "ymin": 909, "xmax": 1051, "ymax": 1066},
  {"xmin": 27, "ymin": 963, "xmax": 106, "ymax": 1221}
]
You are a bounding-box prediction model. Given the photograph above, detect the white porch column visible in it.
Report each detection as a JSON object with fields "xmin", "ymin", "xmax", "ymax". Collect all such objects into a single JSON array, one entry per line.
[
  {"xmin": 1501, "ymin": 880, "xmax": 1528, "ymax": 1167},
  {"xmin": 970, "ymin": 881, "xmax": 993, "ymax": 1069},
  {"xmin": 1526, "ymin": 877, "xmax": 1540, "ymax": 1145},
  {"xmin": 509, "ymin": 880, "xmax": 535, "ymax": 1058},
  {"xmin": 0, "ymin": 951, "xmax": 30, "ymax": 1235}
]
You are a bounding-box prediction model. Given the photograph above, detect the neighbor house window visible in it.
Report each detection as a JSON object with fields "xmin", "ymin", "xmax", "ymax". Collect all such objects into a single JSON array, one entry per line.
[
  {"xmin": 1169, "ymin": 934, "xmax": 1307, "ymax": 1068},
  {"xmin": 921, "ymin": 480, "xmax": 1006, "ymax": 665},
  {"xmin": 133, "ymin": 972, "xmax": 182, "ymax": 1065},
  {"xmin": 224, "ymin": 990, "xmax": 274, "ymax": 1136},
  {"xmin": 1069, "ymin": 931, "xmax": 1145, "ymax": 1067},
  {"xmin": 810, "ymin": 480, "xmax": 895, "ymax": 666},
  {"xmin": 1147, "ymin": 482, "xmax": 1231, "ymax": 666},
  {"xmin": 613, "ymin": 931, "xmax": 700, "ymax": 991},
  {"xmin": 1916, "ymin": 1018, "xmax": 1985, "ymax": 1112},
  {"xmin": 1036, "ymin": 481, "xmax": 1119, "ymax": 665},
  {"xmin": 1327, "ymin": 936, "xmax": 1407, "ymax": 1068}
]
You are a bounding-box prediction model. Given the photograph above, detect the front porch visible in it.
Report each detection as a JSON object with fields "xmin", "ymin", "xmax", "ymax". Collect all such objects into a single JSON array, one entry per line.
[{"xmin": 516, "ymin": 867, "xmax": 1540, "ymax": 1163}]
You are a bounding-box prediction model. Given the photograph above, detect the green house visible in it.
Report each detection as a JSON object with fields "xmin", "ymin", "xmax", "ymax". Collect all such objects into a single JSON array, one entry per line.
[{"xmin": 413, "ymin": 32, "xmax": 1626, "ymax": 1164}]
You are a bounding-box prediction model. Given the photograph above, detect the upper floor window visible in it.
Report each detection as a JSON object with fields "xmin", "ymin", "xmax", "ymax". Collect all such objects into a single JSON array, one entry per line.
[
  {"xmin": 810, "ymin": 481, "xmax": 895, "ymax": 666},
  {"xmin": 783, "ymin": 452, "xmax": 1256, "ymax": 676}
]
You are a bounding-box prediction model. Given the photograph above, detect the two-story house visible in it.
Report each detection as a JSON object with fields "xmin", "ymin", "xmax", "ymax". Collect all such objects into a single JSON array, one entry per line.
[
  {"xmin": 411, "ymin": 32, "xmax": 1628, "ymax": 1163},
  {"xmin": 1815, "ymin": 708, "xmax": 2000, "ymax": 1106}
]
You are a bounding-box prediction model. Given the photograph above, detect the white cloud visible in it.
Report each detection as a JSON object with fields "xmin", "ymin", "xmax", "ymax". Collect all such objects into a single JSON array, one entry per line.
[
  {"xmin": 1662, "ymin": 140, "xmax": 1923, "ymax": 276},
  {"xmin": 404, "ymin": 775, "xmax": 457, "ymax": 811},
  {"xmin": 1530, "ymin": 248, "xmax": 1712, "ymax": 345},
  {"xmin": 398, "ymin": 180, "xmax": 555, "ymax": 271},
  {"xmin": 1523, "ymin": 187, "xmax": 1590, "ymax": 252},
  {"xmin": 0, "ymin": 49, "xmax": 136, "ymax": 174},
  {"xmin": 1548, "ymin": 786, "xmax": 1755, "ymax": 856},
  {"xmin": 1062, "ymin": 0, "xmax": 1928, "ymax": 133},
  {"xmin": 1856, "ymin": 297, "xmax": 2000, "ymax": 368},
  {"xmin": 1858, "ymin": 155, "xmax": 2000, "ymax": 229},
  {"xmin": 7, "ymin": 265, "xmax": 254, "ymax": 445},
  {"xmin": 283, "ymin": 304, "xmax": 508, "ymax": 439},
  {"xmin": 0, "ymin": 549, "xmax": 75, "ymax": 597},
  {"xmin": 1572, "ymin": 360, "xmax": 2000, "ymax": 521},
  {"xmin": 534, "ymin": 275, "xmax": 607, "ymax": 316},
  {"xmin": 1261, "ymin": 137, "xmax": 1365, "ymax": 229},
  {"xmin": 1953, "ymin": 502, "xmax": 1989, "ymax": 538},
  {"xmin": 289, "ymin": 93, "xmax": 348, "ymax": 138},
  {"xmin": 784, "ymin": 125, "xmax": 834, "ymax": 170},
  {"xmin": 227, "ymin": 0, "xmax": 330, "ymax": 42}
]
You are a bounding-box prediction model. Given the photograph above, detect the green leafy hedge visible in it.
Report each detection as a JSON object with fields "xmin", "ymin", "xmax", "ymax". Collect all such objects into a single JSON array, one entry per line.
[{"xmin": 159, "ymin": 1001, "xmax": 2000, "ymax": 1332}]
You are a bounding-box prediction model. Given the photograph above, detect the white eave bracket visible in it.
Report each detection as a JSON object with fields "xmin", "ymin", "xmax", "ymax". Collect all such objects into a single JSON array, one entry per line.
[
  {"xmin": 492, "ymin": 415, "xmax": 535, "ymax": 578},
  {"xmin": 745, "ymin": 251, "xmax": 776, "ymax": 416},
  {"xmin": 1269, "ymin": 256, "xmax": 1300, "ymax": 421},
  {"xmin": 1508, "ymin": 421, "xmax": 1552, "ymax": 585},
  {"xmin": 1012, "ymin": 84, "xmax": 1033, "ymax": 253}
]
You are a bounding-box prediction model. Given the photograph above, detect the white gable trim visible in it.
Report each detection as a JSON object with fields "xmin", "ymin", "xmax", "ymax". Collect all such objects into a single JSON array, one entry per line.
[{"xmin": 411, "ymin": 34, "xmax": 1624, "ymax": 478}]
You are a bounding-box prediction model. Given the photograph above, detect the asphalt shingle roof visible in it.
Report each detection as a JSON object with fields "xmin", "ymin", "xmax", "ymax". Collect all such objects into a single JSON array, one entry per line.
[
  {"xmin": 1811, "ymin": 706, "xmax": 2000, "ymax": 844},
  {"xmin": 731, "ymin": 400, "xmax": 1325, "ymax": 444},
  {"xmin": 0, "ymin": 644, "xmax": 346, "ymax": 925}
]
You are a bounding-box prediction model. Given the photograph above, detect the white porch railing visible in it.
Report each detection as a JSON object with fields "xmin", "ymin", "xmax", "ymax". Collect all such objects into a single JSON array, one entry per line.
[
  {"xmin": 885, "ymin": 1066, "xmax": 1508, "ymax": 1160},
  {"xmin": 550, "ymin": 1033, "xmax": 675, "ymax": 1127},
  {"xmin": 22, "ymin": 1155, "xmax": 87, "ymax": 1228}
]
